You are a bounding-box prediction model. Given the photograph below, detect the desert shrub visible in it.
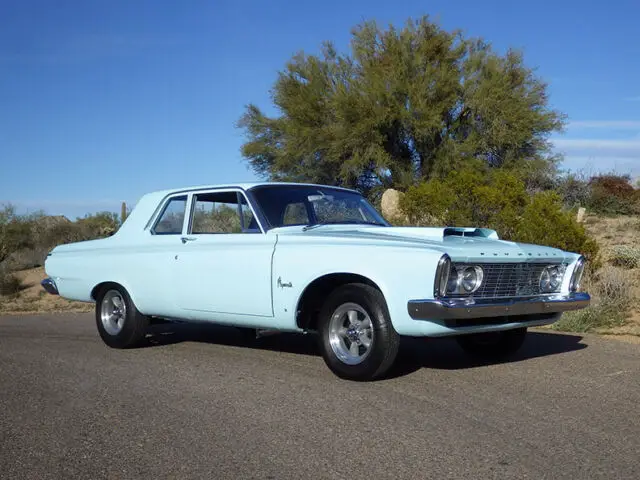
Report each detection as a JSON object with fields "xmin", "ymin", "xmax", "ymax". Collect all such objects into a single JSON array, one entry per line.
[
  {"xmin": 0, "ymin": 205, "xmax": 35, "ymax": 264},
  {"xmin": 400, "ymin": 165, "xmax": 599, "ymax": 263},
  {"xmin": 43, "ymin": 222, "xmax": 85, "ymax": 246},
  {"xmin": 608, "ymin": 245, "xmax": 640, "ymax": 269},
  {"xmin": 555, "ymin": 172, "xmax": 592, "ymax": 209},
  {"xmin": 5, "ymin": 248, "xmax": 49, "ymax": 271},
  {"xmin": 587, "ymin": 174, "xmax": 639, "ymax": 215},
  {"xmin": 552, "ymin": 266, "xmax": 634, "ymax": 332},
  {"xmin": 0, "ymin": 269, "xmax": 24, "ymax": 296},
  {"xmin": 75, "ymin": 212, "xmax": 120, "ymax": 239},
  {"xmin": 192, "ymin": 205, "xmax": 242, "ymax": 233},
  {"xmin": 40, "ymin": 212, "xmax": 120, "ymax": 249}
]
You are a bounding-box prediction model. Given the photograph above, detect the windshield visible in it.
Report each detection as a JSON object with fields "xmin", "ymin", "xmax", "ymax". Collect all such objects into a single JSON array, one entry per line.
[{"xmin": 249, "ymin": 185, "xmax": 390, "ymax": 230}]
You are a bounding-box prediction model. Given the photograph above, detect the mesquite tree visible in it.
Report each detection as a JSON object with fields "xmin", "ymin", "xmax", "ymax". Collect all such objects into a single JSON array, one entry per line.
[{"xmin": 239, "ymin": 16, "xmax": 565, "ymax": 195}]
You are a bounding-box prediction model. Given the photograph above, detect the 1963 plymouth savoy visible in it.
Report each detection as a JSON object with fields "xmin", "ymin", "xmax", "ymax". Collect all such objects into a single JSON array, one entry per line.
[{"xmin": 42, "ymin": 182, "xmax": 590, "ymax": 380}]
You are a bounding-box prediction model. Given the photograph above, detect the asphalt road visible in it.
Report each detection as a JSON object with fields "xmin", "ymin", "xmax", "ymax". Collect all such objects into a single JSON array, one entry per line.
[{"xmin": 1, "ymin": 314, "xmax": 639, "ymax": 479}]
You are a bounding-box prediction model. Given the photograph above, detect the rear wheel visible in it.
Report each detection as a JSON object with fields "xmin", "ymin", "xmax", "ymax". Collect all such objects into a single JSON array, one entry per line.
[
  {"xmin": 456, "ymin": 327, "xmax": 527, "ymax": 360},
  {"xmin": 318, "ymin": 283, "xmax": 399, "ymax": 381},
  {"xmin": 95, "ymin": 285, "xmax": 148, "ymax": 348}
]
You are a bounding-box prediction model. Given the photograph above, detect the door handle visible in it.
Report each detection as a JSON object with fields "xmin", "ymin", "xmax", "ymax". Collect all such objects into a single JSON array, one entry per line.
[{"xmin": 181, "ymin": 236, "xmax": 197, "ymax": 244}]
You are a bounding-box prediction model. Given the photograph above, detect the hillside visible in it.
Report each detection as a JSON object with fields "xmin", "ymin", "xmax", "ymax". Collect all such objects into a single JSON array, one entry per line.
[{"xmin": 582, "ymin": 215, "xmax": 640, "ymax": 336}]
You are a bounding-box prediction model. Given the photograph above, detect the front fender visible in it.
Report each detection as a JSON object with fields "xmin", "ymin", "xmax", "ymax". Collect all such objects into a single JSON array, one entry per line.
[{"xmin": 271, "ymin": 241, "xmax": 444, "ymax": 334}]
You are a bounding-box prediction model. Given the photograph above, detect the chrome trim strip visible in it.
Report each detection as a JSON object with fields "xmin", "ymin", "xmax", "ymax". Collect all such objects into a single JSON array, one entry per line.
[
  {"xmin": 407, "ymin": 292, "xmax": 590, "ymax": 320},
  {"xmin": 41, "ymin": 278, "xmax": 59, "ymax": 295}
]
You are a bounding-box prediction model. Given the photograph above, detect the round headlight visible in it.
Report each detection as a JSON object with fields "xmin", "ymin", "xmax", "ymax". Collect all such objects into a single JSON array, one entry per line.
[
  {"xmin": 461, "ymin": 266, "xmax": 483, "ymax": 293},
  {"xmin": 540, "ymin": 265, "xmax": 563, "ymax": 293}
]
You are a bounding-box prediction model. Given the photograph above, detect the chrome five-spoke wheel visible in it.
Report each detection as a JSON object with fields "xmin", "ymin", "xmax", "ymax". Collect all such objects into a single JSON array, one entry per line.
[
  {"xmin": 328, "ymin": 303, "xmax": 375, "ymax": 365},
  {"xmin": 318, "ymin": 284, "xmax": 400, "ymax": 381},
  {"xmin": 100, "ymin": 289, "xmax": 127, "ymax": 336}
]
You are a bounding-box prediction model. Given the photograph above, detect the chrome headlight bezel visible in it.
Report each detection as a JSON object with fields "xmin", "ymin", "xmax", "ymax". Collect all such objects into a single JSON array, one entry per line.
[
  {"xmin": 569, "ymin": 256, "xmax": 586, "ymax": 292},
  {"xmin": 434, "ymin": 254, "xmax": 451, "ymax": 298}
]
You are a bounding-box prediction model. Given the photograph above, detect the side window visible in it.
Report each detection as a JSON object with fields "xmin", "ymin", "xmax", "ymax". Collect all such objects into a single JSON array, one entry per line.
[
  {"xmin": 190, "ymin": 191, "xmax": 259, "ymax": 234},
  {"xmin": 153, "ymin": 196, "xmax": 187, "ymax": 234},
  {"xmin": 283, "ymin": 202, "xmax": 309, "ymax": 225}
]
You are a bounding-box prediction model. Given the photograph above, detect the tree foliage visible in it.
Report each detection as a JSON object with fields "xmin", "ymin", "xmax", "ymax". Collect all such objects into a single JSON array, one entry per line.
[
  {"xmin": 400, "ymin": 164, "xmax": 599, "ymax": 263},
  {"xmin": 239, "ymin": 16, "xmax": 565, "ymax": 194}
]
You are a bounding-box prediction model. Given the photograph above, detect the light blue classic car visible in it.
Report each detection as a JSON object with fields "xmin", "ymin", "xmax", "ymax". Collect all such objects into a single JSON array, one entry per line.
[{"xmin": 42, "ymin": 182, "xmax": 590, "ymax": 380}]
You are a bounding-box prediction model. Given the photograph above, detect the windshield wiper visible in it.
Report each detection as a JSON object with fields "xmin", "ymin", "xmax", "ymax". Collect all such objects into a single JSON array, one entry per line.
[
  {"xmin": 301, "ymin": 222, "xmax": 328, "ymax": 232},
  {"xmin": 302, "ymin": 221, "xmax": 385, "ymax": 231}
]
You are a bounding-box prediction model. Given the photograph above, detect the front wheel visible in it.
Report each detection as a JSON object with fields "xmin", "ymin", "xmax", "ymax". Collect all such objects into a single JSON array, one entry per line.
[
  {"xmin": 95, "ymin": 285, "xmax": 149, "ymax": 348},
  {"xmin": 455, "ymin": 327, "xmax": 527, "ymax": 360},
  {"xmin": 318, "ymin": 283, "xmax": 399, "ymax": 381}
]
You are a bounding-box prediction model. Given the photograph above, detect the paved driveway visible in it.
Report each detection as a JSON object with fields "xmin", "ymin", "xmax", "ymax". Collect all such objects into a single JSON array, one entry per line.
[{"xmin": 1, "ymin": 314, "xmax": 639, "ymax": 479}]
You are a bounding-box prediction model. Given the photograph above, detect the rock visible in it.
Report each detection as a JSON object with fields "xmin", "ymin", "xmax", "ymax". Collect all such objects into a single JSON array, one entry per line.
[
  {"xmin": 576, "ymin": 207, "xmax": 586, "ymax": 223},
  {"xmin": 381, "ymin": 189, "xmax": 406, "ymax": 224}
]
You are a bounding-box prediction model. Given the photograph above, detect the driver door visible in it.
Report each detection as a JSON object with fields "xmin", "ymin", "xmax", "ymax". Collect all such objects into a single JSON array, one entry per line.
[{"xmin": 173, "ymin": 189, "xmax": 275, "ymax": 317}]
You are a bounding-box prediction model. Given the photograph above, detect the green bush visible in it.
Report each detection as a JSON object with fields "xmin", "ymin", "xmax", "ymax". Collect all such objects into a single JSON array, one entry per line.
[
  {"xmin": 400, "ymin": 164, "xmax": 599, "ymax": 263},
  {"xmin": 608, "ymin": 245, "xmax": 640, "ymax": 269},
  {"xmin": 515, "ymin": 191, "xmax": 600, "ymax": 265}
]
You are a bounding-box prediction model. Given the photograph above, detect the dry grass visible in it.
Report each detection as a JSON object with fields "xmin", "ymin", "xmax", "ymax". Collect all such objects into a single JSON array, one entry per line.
[
  {"xmin": 0, "ymin": 267, "xmax": 92, "ymax": 315},
  {"xmin": 552, "ymin": 266, "xmax": 635, "ymax": 333},
  {"xmin": 609, "ymin": 245, "xmax": 640, "ymax": 269},
  {"xmin": 556, "ymin": 214, "xmax": 640, "ymax": 335}
]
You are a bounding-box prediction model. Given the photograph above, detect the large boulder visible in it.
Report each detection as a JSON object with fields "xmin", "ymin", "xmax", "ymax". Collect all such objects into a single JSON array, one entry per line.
[{"xmin": 380, "ymin": 189, "xmax": 407, "ymax": 224}]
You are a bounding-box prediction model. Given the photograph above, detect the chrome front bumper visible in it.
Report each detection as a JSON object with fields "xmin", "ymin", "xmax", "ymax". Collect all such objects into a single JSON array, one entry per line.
[
  {"xmin": 408, "ymin": 292, "xmax": 590, "ymax": 320},
  {"xmin": 41, "ymin": 278, "xmax": 59, "ymax": 295}
]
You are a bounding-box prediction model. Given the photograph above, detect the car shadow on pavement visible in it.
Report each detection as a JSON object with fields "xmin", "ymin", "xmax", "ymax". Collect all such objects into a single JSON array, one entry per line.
[
  {"xmin": 144, "ymin": 322, "xmax": 587, "ymax": 379},
  {"xmin": 388, "ymin": 331, "xmax": 587, "ymax": 378}
]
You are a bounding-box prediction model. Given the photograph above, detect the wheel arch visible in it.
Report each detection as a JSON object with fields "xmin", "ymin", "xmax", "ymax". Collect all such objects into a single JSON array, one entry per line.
[
  {"xmin": 294, "ymin": 272, "xmax": 388, "ymax": 331},
  {"xmin": 90, "ymin": 280, "xmax": 141, "ymax": 310}
]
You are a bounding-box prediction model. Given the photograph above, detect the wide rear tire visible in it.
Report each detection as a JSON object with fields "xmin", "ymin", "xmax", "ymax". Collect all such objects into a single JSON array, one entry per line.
[
  {"xmin": 95, "ymin": 285, "xmax": 149, "ymax": 349},
  {"xmin": 318, "ymin": 283, "xmax": 399, "ymax": 381}
]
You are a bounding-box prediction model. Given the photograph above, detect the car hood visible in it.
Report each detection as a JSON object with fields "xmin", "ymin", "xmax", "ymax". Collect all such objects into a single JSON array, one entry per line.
[{"xmin": 270, "ymin": 225, "xmax": 570, "ymax": 263}]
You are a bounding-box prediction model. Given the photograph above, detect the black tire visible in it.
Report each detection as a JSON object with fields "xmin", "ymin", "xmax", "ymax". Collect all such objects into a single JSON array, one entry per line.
[
  {"xmin": 455, "ymin": 327, "xmax": 527, "ymax": 360},
  {"xmin": 318, "ymin": 283, "xmax": 400, "ymax": 381},
  {"xmin": 95, "ymin": 284, "xmax": 149, "ymax": 349}
]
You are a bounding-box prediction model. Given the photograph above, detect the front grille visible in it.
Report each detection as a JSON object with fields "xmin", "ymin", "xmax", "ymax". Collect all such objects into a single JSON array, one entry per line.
[{"xmin": 450, "ymin": 262, "xmax": 566, "ymax": 299}]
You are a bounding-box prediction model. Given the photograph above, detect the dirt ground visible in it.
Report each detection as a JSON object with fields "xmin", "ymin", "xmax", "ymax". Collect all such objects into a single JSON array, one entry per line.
[{"xmin": 0, "ymin": 267, "xmax": 92, "ymax": 314}]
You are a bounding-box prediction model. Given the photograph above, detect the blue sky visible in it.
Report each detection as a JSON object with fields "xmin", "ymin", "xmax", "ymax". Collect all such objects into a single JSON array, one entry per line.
[{"xmin": 1, "ymin": 0, "xmax": 639, "ymax": 219}]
